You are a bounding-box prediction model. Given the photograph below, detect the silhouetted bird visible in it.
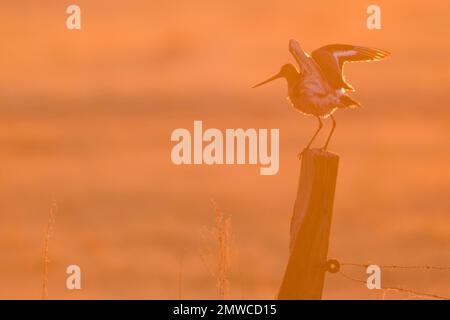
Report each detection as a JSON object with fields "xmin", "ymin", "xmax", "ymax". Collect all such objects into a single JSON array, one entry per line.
[{"xmin": 253, "ymin": 39, "xmax": 390, "ymax": 155}]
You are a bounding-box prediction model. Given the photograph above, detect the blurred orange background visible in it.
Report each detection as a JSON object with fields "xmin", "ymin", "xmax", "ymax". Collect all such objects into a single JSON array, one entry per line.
[{"xmin": 0, "ymin": 0, "xmax": 449, "ymax": 299}]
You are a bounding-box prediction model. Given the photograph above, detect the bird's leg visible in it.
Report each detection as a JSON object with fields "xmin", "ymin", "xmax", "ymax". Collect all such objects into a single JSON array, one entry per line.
[
  {"xmin": 322, "ymin": 114, "xmax": 336, "ymax": 150},
  {"xmin": 298, "ymin": 116, "xmax": 323, "ymax": 158}
]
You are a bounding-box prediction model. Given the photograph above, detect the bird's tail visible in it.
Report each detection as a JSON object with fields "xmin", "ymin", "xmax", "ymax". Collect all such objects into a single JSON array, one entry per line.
[{"xmin": 339, "ymin": 95, "xmax": 361, "ymax": 108}]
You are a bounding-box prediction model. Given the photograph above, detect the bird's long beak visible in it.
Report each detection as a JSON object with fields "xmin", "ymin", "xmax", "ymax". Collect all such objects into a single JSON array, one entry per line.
[{"xmin": 252, "ymin": 72, "xmax": 282, "ymax": 88}]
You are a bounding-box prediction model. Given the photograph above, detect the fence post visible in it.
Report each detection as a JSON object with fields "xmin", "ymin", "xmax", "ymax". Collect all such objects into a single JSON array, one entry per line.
[{"xmin": 278, "ymin": 148, "xmax": 339, "ymax": 300}]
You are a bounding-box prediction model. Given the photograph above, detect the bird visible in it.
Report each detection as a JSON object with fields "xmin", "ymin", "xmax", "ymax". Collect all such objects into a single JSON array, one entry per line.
[{"xmin": 253, "ymin": 39, "xmax": 390, "ymax": 155}]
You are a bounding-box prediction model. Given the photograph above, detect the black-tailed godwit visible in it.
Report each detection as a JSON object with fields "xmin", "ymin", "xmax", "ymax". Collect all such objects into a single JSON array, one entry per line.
[{"xmin": 253, "ymin": 39, "xmax": 390, "ymax": 155}]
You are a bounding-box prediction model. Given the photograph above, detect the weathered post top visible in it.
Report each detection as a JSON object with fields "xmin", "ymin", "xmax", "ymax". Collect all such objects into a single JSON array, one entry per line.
[{"xmin": 278, "ymin": 148, "xmax": 339, "ymax": 300}]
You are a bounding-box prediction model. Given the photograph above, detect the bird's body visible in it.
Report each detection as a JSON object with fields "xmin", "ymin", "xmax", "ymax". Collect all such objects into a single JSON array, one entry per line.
[
  {"xmin": 253, "ymin": 39, "xmax": 390, "ymax": 151},
  {"xmin": 287, "ymin": 72, "xmax": 341, "ymax": 118}
]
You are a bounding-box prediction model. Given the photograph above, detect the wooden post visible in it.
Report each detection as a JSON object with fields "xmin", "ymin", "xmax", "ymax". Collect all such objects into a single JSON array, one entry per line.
[{"xmin": 278, "ymin": 148, "xmax": 339, "ymax": 300}]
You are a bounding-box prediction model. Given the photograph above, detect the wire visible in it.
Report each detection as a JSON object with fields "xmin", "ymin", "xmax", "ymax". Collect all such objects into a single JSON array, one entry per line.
[
  {"xmin": 341, "ymin": 262, "xmax": 450, "ymax": 271},
  {"xmin": 329, "ymin": 259, "xmax": 450, "ymax": 299},
  {"xmin": 339, "ymin": 270, "xmax": 450, "ymax": 300}
]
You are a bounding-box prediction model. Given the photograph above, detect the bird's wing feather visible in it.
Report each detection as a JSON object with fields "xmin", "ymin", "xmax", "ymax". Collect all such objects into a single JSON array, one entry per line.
[
  {"xmin": 311, "ymin": 44, "xmax": 390, "ymax": 91},
  {"xmin": 288, "ymin": 39, "xmax": 311, "ymax": 74}
]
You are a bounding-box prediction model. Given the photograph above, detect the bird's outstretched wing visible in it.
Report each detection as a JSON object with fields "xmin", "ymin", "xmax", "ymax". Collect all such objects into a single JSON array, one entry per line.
[
  {"xmin": 289, "ymin": 40, "xmax": 303, "ymax": 67},
  {"xmin": 311, "ymin": 44, "xmax": 390, "ymax": 91},
  {"xmin": 288, "ymin": 39, "xmax": 310, "ymax": 74}
]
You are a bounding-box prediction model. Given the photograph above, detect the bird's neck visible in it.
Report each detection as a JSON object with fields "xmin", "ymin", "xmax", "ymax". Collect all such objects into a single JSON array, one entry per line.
[{"xmin": 284, "ymin": 73, "xmax": 300, "ymax": 90}]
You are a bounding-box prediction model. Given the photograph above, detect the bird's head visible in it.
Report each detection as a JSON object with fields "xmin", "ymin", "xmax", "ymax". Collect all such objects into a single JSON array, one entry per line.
[{"xmin": 252, "ymin": 63, "xmax": 299, "ymax": 88}]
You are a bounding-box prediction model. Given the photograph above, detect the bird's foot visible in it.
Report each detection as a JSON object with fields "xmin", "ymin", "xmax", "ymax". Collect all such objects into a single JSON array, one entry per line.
[{"xmin": 297, "ymin": 148, "xmax": 310, "ymax": 159}]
